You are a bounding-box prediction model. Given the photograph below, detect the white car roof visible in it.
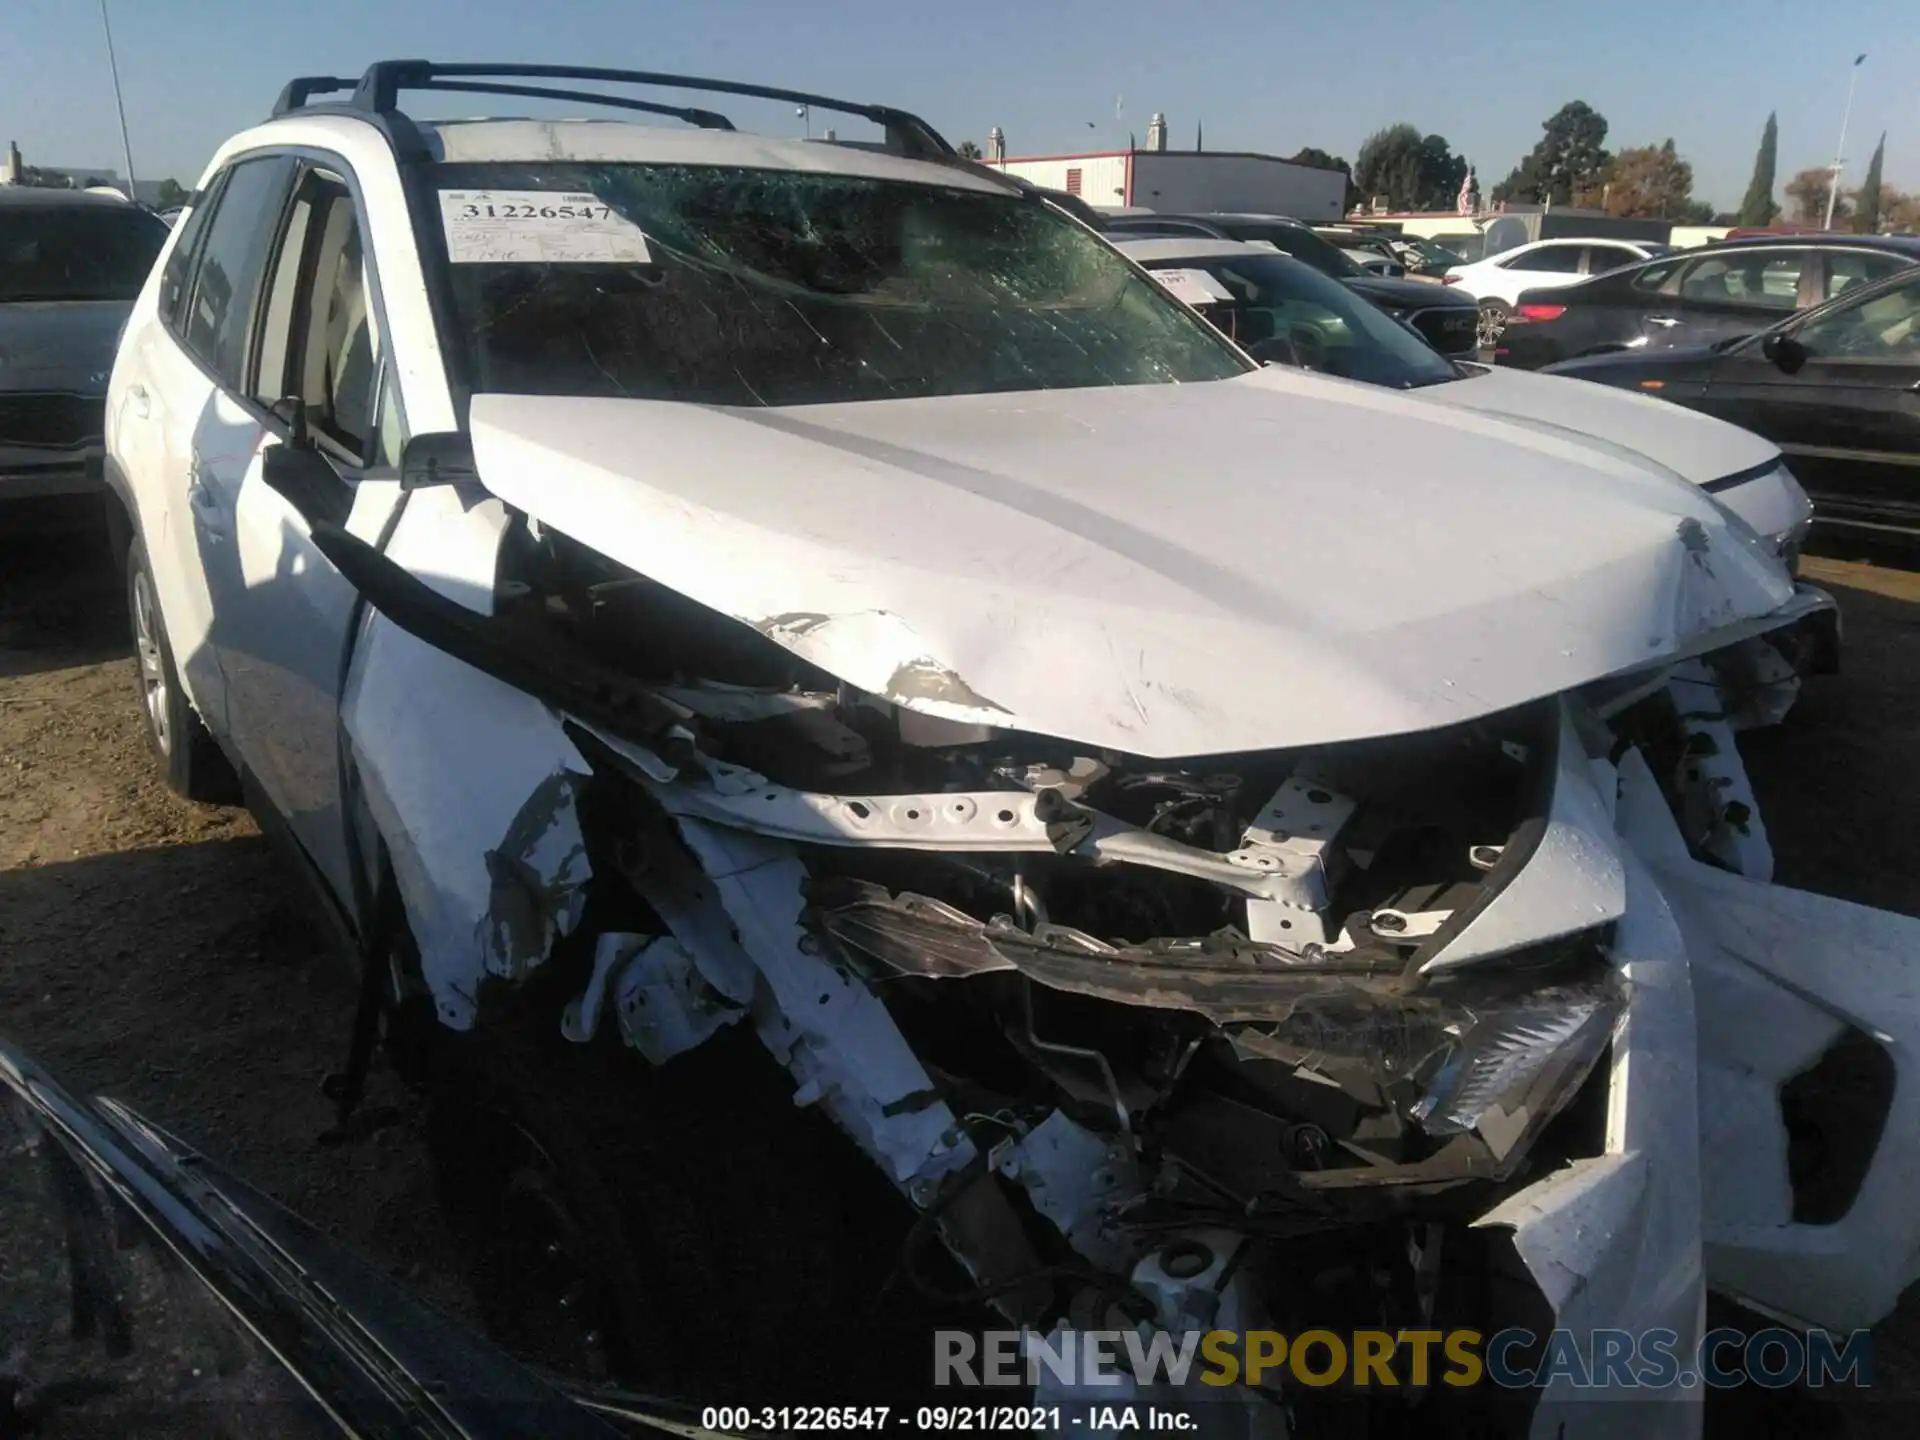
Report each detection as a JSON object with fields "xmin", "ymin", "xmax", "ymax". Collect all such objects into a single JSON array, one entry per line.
[
  {"xmin": 224, "ymin": 114, "xmax": 1007, "ymax": 193},
  {"xmin": 1111, "ymin": 237, "xmax": 1289, "ymax": 264}
]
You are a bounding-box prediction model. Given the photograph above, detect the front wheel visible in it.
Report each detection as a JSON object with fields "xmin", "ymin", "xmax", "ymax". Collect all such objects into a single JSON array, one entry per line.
[
  {"xmin": 1476, "ymin": 299, "xmax": 1512, "ymax": 350},
  {"xmin": 126, "ymin": 541, "xmax": 237, "ymax": 803}
]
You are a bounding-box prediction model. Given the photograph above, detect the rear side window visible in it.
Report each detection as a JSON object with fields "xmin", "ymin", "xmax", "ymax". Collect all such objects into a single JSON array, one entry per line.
[
  {"xmin": 1678, "ymin": 250, "xmax": 1804, "ymax": 309},
  {"xmin": 181, "ymin": 155, "xmax": 298, "ymax": 388},
  {"xmin": 158, "ymin": 185, "xmax": 220, "ymax": 328},
  {"xmin": 0, "ymin": 203, "xmax": 167, "ymax": 303},
  {"xmin": 1505, "ymin": 245, "xmax": 1582, "ymax": 274},
  {"xmin": 1630, "ymin": 260, "xmax": 1681, "ymax": 292},
  {"xmin": 1826, "ymin": 249, "xmax": 1910, "ymax": 300},
  {"xmin": 1583, "ymin": 245, "xmax": 1638, "ymax": 275}
]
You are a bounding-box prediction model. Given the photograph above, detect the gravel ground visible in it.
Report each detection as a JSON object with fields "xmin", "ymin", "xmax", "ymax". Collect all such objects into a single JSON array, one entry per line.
[
  {"xmin": 3, "ymin": 496, "xmax": 1918, "ymax": 1432},
  {"xmin": 0, "ymin": 497, "xmax": 472, "ymax": 1323}
]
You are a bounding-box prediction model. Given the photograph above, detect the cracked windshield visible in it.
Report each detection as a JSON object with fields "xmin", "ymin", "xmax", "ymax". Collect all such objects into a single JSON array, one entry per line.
[{"xmin": 441, "ymin": 163, "xmax": 1245, "ymax": 403}]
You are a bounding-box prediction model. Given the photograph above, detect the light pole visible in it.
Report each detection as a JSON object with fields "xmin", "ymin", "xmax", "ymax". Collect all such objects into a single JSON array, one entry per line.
[
  {"xmin": 98, "ymin": 0, "xmax": 138, "ymax": 198},
  {"xmin": 1823, "ymin": 53, "xmax": 1866, "ymax": 230}
]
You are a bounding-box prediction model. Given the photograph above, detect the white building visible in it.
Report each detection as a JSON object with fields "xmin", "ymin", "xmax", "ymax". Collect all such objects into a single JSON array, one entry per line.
[
  {"xmin": 1, "ymin": 142, "xmax": 171, "ymax": 205},
  {"xmin": 983, "ymin": 116, "xmax": 1347, "ymax": 220}
]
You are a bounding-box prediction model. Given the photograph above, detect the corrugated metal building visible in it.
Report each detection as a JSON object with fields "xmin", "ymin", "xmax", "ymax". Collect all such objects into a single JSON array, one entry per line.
[{"xmin": 983, "ymin": 117, "xmax": 1346, "ymax": 220}]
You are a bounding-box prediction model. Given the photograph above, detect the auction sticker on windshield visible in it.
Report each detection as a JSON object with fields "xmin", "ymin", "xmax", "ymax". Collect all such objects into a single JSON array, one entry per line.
[
  {"xmin": 437, "ymin": 190, "xmax": 653, "ymax": 264},
  {"xmin": 1145, "ymin": 268, "xmax": 1235, "ymax": 308}
]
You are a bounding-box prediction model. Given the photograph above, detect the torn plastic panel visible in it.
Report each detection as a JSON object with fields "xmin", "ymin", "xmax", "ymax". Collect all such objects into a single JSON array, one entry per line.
[
  {"xmin": 340, "ymin": 486, "xmax": 597, "ymax": 1029},
  {"xmin": 1619, "ymin": 751, "xmax": 1920, "ymax": 1334}
]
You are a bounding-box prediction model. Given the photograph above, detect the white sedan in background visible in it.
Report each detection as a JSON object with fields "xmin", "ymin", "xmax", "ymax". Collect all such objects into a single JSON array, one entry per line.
[{"xmin": 1445, "ymin": 236, "xmax": 1675, "ymax": 345}]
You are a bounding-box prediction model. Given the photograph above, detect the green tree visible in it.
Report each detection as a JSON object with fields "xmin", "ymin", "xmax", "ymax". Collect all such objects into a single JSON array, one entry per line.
[
  {"xmin": 1491, "ymin": 101, "xmax": 1611, "ymax": 206},
  {"xmin": 1353, "ymin": 125, "xmax": 1465, "ymax": 210},
  {"xmin": 1736, "ymin": 112, "xmax": 1780, "ymax": 226},
  {"xmin": 1289, "ymin": 147, "xmax": 1360, "ymax": 210},
  {"xmin": 1853, "ymin": 133, "xmax": 1886, "ymax": 233},
  {"xmin": 1881, "ymin": 188, "xmax": 1920, "ymax": 233},
  {"xmin": 1589, "ymin": 140, "xmax": 1698, "ymax": 218},
  {"xmin": 954, "ymin": 139, "xmax": 982, "ymax": 160},
  {"xmin": 1785, "ymin": 166, "xmax": 1845, "ymax": 225},
  {"xmin": 154, "ymin": 178, "xmax": 188, "ymax": 207}
]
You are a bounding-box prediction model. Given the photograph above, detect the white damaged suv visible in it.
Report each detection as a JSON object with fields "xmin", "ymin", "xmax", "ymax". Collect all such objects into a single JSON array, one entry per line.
[{"xmin": 104, "ymin": 62, "xmax": 1920, "ymax": 1436}]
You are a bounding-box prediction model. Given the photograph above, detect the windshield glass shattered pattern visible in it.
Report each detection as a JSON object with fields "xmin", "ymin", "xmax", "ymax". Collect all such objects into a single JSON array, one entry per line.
[{"xmin": 434, "ymin": 162, "xmax": 1249, "ymax": 405}]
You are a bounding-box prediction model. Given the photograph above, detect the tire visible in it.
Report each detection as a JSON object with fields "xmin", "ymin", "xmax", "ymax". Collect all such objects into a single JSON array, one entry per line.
[
  {"xmin": 425, "ymin": 1008, "xmax": 919, "ymax": 1400},
  {"xmin": 1476, "ymin": 299, "xmax": 1511, "ymax": 350},
  {"xmin": 126, "ymin": 540, "xmax": 238, "ymax": 803}
]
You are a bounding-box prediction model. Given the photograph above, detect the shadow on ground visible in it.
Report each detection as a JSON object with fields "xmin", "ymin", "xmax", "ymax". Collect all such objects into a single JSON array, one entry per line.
[{"xmin": 0, "ymin": 496, "xmax": 127, "ymax": 679}]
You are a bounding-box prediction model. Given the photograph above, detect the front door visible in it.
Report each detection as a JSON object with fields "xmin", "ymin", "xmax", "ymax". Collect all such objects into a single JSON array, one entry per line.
[
  {"xmin": 1700, "ymin": 271, "xmax": 1920, "ymax": 535},
  {"xmin": 207, "ymin": 165, "xmax": 405, "ymax": 905},
  {"xmin": 1654, "ymin": 245, "xmax": 1814, "ymax": 352}
]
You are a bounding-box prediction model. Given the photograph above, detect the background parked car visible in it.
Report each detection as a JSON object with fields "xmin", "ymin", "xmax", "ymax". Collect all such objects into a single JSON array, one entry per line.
[
  {"xmin": 1543, "ymin": 264, "xmax": 1920, "ymax": 544},
  {"xmin": 1498, "ymin": 234, "xmax": 1920, "ymax": 370},
  {"xmin": 1, "ymin": 188, "xmax": 169, "ymax": 501},
  {"xmin": 1105, "ymin": 211, "xmax": 1479, "ymax": 355},
  {"xmin": 1310, "ymin": 226, "xmax": 1406, "ymax": 275},
  {"xmin": 1314, "ymin": 226, "xmax": 1468, "ymax": 281},
  {"xmin": 1442, "ymin": 236, "xmax": 1674, "ymax": 347},
  {"xmin": 1116, "ymin": 236, "xmax": 1816, "ymax": 565},
  {"xmin": 1116, "ymin": 236, "xmax": 1463, "ymax": 379}
]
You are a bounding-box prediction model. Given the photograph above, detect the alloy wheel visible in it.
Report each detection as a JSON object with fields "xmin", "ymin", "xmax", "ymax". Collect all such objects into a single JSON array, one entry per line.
[{"xmin": 132, "ymin": 569, "xmax": 171, "ymax": 756}]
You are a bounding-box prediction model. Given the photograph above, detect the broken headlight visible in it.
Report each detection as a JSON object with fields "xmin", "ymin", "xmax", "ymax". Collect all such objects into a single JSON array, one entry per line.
[{"xmin": 1222, "ymin": 952, "xmax": 1624, "ymax": 1184}]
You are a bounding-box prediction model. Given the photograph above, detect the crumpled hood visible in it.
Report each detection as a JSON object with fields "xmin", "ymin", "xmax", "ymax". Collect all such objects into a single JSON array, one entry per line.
[
  {"xmin": 469, "ymin": 367, "xmax": 1796, "ymax": 757},
  {"xmin": 0, "ymin": 301, "xmax": 129, "ymax": 392},
  {"xmin": 1410, "ymin": 363, "xmax": 1780, "ymax": 488}
]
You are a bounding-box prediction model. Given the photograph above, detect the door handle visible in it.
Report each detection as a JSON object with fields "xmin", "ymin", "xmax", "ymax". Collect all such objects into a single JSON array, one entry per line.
[
  {"xmin": 1646, "ymin": 316, "xmax": 1682, "ymax": 329},
  {"xmin": 128, "ymin": 384, "xmax": 150, "ymax": 418}
]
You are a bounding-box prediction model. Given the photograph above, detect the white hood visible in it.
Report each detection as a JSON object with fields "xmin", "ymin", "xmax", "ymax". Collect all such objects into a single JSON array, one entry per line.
[
  {"xmin": 1410, "ymin": 364, "xmax": 1778, "ymax": 486},
  {"xmin": 469, "ymin": 367, "xmax": 1795, "ymax": 757}
]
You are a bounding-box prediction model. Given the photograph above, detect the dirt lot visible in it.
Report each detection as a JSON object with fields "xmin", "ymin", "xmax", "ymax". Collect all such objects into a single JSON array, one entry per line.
[
  {"xmin": 0, "ymin": 496, "xmax": 472, "ymax": 1319},
  {"xmin": 3, "ymin": 496, "xmax": 1919, "ymax": 1429}
]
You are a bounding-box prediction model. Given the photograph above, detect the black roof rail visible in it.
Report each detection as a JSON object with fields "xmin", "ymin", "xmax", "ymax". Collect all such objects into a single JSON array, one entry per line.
[
  {"xmin": 330, "ymin": 60, "xmax": 954, "ymax": 159},
  {"xmin": 273, "ymin": 76, "xmax": 357, "ymax": 115},
  {"xmin": 410, "ymin": 80, "xmax": 736, "ymax": 131}
]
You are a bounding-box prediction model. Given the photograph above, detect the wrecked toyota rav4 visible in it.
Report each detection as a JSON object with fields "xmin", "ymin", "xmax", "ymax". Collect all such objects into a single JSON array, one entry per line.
[{"xmin": 103, "ymin": 62, "xmax": 1919, "ymax": 1438}]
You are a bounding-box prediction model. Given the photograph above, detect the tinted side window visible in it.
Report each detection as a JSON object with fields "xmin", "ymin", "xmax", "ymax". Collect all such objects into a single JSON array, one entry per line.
[
  {"xmin": 182, "ymin": 155, "xmax": 297, "ymax": 388},
  {"xmin": 1507, "ymin": 245, "xmax": 1582, "ymax": 273},
  {"xmin": 1629, "ymin": 259, "xmax": 1682, "ymax": 293},
  {"xmin": 158, "ymin": 179, "xmax": 221, "ymax": 329},
  {"xmin": 1679, "ymin": 250, "xmax": 1804, "ymax": 309},
  {"xmin": 1826, "ymin": 250, "xmax": 1911, "ymax": 300},
  {"xmin": 255, "ymin": 174, "xmax": 378, "ymax": 458},
  {"xmin": 1583, "ymin": 246, "xmax": 1638, "ymax": 276},
  {"xmin": 1796, "ymin": 274, "xmax": 1920, "ymax": 360}
]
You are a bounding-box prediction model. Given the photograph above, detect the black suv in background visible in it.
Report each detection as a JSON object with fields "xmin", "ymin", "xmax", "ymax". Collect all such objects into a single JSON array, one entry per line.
[
  {"xmin": 1497, "ymin": 233, "xmax": 1920, "ymax": 369},
  {"xmin": 1104, "ymin": 211, "xmax": 1480, "ymax": 356}
]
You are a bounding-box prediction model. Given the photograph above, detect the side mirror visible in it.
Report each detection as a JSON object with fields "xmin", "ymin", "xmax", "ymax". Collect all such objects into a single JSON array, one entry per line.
[
  {"xmin": 268, "ymin": 395, "xmax": 311, "ymax": 449},
  {"xmin": 399, "ymin": 432, "xmax": 478, "ymax": 491},
  {"xmin": 1761, "ymin": 331, "xmax": 1809, "ymax": 375}
]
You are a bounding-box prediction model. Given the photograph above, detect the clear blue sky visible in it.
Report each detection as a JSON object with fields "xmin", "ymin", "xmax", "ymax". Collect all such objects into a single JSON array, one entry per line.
[{"xmin": 11, "ymin": 0, "xmax": 1916, "ymax": 210}]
